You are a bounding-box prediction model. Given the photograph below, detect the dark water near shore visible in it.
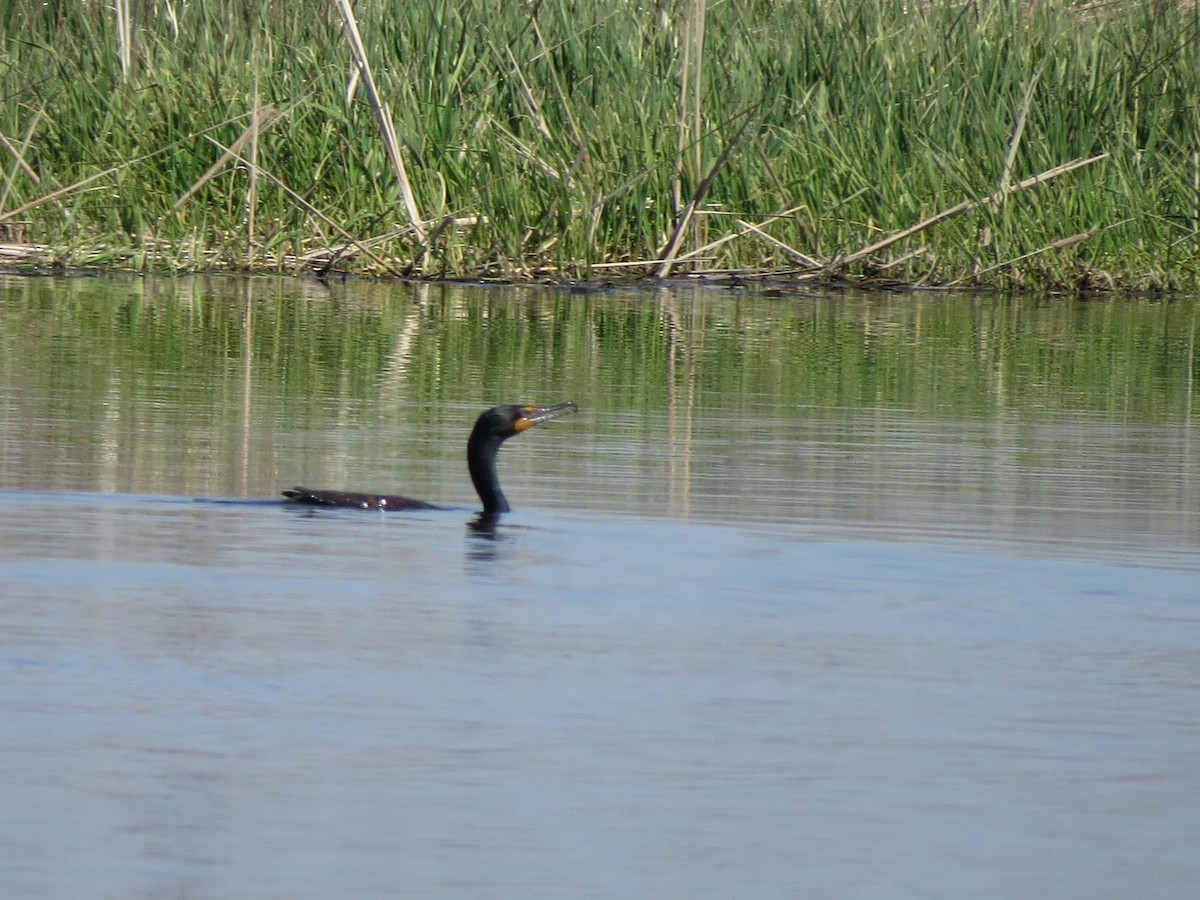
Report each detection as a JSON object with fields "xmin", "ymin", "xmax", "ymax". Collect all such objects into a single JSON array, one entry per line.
[{"xmin": 2, "ymin": 274, "xmax": 1198, "ymax": 898}]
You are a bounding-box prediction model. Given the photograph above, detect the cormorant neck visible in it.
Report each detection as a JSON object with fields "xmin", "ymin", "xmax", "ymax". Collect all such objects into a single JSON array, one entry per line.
[{"xmin": 467, "ymin": 430, "xmax": 511, "ymax": 514}]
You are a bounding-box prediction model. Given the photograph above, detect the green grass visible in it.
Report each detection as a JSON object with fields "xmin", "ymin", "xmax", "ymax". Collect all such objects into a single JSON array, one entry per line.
[{"xmin": 1, "ymin": 0, "xmax": 1199, "ymax": 289}]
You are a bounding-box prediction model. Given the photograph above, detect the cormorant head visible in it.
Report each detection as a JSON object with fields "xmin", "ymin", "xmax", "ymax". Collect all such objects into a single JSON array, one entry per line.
[
  {"xmin": 466, "ymin": 401, "xmax": 579, "ymax": 515},
  {"xmin": 473, "ymin": 402, "xmax": 580, "ymax": 442}
]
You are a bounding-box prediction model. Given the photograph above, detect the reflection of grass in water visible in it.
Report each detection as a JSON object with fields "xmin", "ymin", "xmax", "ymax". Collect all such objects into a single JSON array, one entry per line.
[
  {"xmin": 0, "ymin": 0, "xmax": 1197, "ymax": 291},
  {"xmin": 3, "ymin": 276, "xmax": 1195, "ymax": 423},
  {"xmin": 2, "ymin": 276, "xmax": 1196, "ymax": 503}
]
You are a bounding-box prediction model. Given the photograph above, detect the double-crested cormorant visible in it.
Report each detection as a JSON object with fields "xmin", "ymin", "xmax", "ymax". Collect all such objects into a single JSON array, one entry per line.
[{"xmin": 282, "ymin": 401, "xmax": 578, "ymax": 514}]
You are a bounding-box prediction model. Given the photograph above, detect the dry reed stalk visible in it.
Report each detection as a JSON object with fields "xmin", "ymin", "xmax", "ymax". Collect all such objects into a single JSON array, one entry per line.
[
  {"xmin": 672, "ymin": 0, "xmax": 707, "ymax": 248},
  {"xmin": 0, "ymin": 242, "xmax": 49, "ymax": 260},
  {"xmin": 114, "ymin": 0, "xmax": 134, "ymax": 80},
  {"xmin": 333, "ymin": 0, "xmax": 427, "ymax": 243},
  {"xmin": 0, "ymin": 162, "xmax": 142, "ymax": 225},
  {"xmin": 667, "ymin": 228, "xmax": 741, "ymax": 264},
  {"xmin": 947, "ymin": 230, "xmax": 1094, "ymax": 286},
  {"xmin": 172, "ymin": 106, "xmax": 284, "ymax": 211},
  {"xmin": 0, "ymin": 110, "xmax": 47, "ymax": 214},
  {"xmin": 685, "ymin": 0, "xmax": 705, "ymax": 196},
  {"xmin": 734, "ymin": 218, "xmax": 823, "ymax": 268},
  {"xmin": 838, "ymin": 153, "xmax": 1109, "ymax": 267},
  {"xmin": 295, "ymin": 216, "xmax": 479, "ymax": 261},
  {"xmin": 665, "ymin": 204, "xmax": 817, "ymax": 266},
  {"xmin": 246, "ymin": 78, "xmax": 261, "ymax": 268},
  {"xmin": 589, "ymin": 259, "xmax": 664, "ymax": 270},
  {"xmin": 1193, "ymin": 151, "xmax": 1199, "ymax": 242},
  {"xmin": 996, "ymin": 70, "xmax": 1041, "ymax": 210}
]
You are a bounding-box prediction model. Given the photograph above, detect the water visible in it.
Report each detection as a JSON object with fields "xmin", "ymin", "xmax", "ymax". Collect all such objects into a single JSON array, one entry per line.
[{"xmin": 1, "ymin": 275, "xmax": 1199, "ymax": 898}]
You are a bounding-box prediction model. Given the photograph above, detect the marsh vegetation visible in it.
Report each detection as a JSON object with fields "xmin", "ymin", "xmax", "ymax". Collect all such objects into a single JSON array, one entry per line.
[{"xmin": 2, "ymin": 0, "xmax": 1198, "ymax": 289}]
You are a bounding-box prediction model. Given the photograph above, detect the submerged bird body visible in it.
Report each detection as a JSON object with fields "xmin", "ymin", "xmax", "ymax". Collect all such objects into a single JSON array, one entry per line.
[
  {"xmin": 279, "ymin": 487, "xmax": 441, "ymax": 511},
  {"xmin": 283, "ymin": 402, "xmax": 578, "ymax": 514}
]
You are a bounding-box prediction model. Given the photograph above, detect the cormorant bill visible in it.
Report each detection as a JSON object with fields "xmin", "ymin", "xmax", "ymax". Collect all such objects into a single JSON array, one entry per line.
[{"xmin": 282, "ymin": 401, "xmax": 579, "ymax": 514}]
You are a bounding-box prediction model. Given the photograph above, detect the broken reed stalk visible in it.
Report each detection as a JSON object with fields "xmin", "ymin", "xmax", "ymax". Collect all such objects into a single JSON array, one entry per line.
[
  {"xmin": 333, "ymin": 0, "xmax": 426, "ymax": 243},
  {"xmin": 999, "ymin": 70, "xmax": 1041, "ymax": 203},
  {"xmin": 657, "ymin": 104, "xmax": 758, "ymax": 277}
]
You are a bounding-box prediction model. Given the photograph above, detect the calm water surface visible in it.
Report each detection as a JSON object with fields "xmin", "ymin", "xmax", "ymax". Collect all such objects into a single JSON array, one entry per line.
[{"xmin": 1, "ymin": 275, "xmax": 1198, "ymax": 898}]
